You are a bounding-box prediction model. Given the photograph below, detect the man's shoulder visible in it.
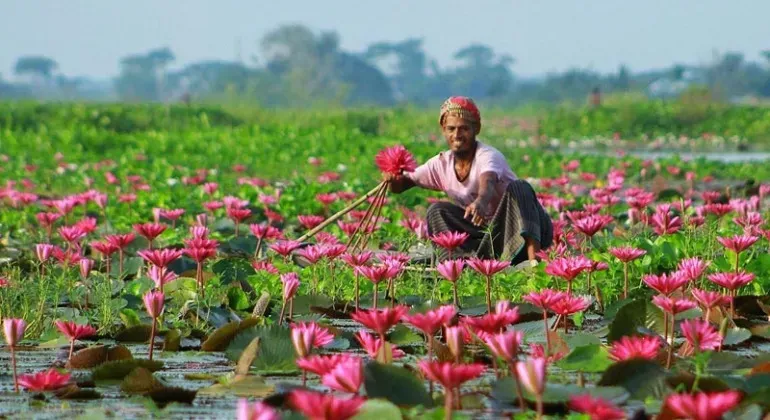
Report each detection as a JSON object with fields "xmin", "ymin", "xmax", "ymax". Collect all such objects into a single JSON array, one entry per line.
[{"xmin": 476, "ymin": 141, "xmax": 506, "ymax": 159}]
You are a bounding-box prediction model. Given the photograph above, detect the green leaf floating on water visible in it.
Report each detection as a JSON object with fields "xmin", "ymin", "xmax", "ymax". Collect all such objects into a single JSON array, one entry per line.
[
  {"xmin": 121, "ymin": 367, "xmax": 164, "ymax": 394},
  {"xmin": 352, "ymin": 399, "xmax": 405, "ymax": 420},
  {"xmin": 491, "ymin": 377, "xmax": 629, "ymax": 407},
  {"xmin": 225, "ymin": 324, "xmax": 298, "ymax": 374},
  {"xmin": 597, "ymin": 359, "xmax": 667, "ymax": 400},
  {"xmin": 722, "ymin": 327, "xmax": 752, "ymax": 347},
  {"xmin": 556, "ymin": 344, "xmax": 613, "ymax": 373},
  {"xmin": 362, "ymin": 361, "xmax": 433, "ymax": 408},
  {"xmin": 114, "ymin": 324, "xmax": 153, "ymax": 343},
  {"xmin": 290, "ymin": 294, "xmax": 334, "ymax": 315},
  {"xmin": 200, "ymin": 316, "xmax": 262, "ymax": 351},
  {"xmin": 92, "ymin": 359, "xmax": 164, "ymax": 381},
  {"xmin": 388, "ymin": 324, "xmax": 423, "ymax": 346},
  {"xmin": 607, "ymin": 298, "xmax": 666, "ymax": 343},
  {"xmin": 197, "ymin": 373, "xmax": 275, "ymax": 397}
]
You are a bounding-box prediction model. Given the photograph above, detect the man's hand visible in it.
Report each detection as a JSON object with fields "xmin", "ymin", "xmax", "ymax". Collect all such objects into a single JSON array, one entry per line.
[
  {"xmin": 384, "ymin": 172, "xmax": 416, "ymax": 194},
  {"xmin": 464, "ymin": 199, "xmax": 488, "ymax": 226}
]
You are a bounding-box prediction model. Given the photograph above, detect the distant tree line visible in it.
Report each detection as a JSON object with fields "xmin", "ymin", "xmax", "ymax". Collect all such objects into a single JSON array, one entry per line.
[{"xmin": 2, "ymin": 24, "xmax": 770, "ymax": 107}]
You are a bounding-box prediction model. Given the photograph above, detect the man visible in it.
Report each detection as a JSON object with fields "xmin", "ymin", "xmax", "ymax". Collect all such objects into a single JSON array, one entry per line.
[{"xmin": 387, "ymin": 96, "xmax": 553, "ymax": 264}]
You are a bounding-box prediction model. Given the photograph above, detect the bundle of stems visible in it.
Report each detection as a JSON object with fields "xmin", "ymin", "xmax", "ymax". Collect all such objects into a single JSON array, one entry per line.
[
  {"xmin": 346, "ymin": 181, "xmax": 389, "ymax": 254},
  {"xmin": 296, "ymin": 181, "xmax": 389, "ymax": 247}
]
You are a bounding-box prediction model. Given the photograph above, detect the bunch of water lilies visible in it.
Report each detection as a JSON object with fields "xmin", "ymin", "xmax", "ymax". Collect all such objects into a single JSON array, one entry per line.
[{"xmin": 2, "ymin": 144, "xmax": 770, "ymax": 419}]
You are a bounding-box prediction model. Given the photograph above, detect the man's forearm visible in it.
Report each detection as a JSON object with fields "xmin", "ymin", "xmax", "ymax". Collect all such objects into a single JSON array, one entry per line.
[{"xmin": 475, "ymin": 173, "xmax": 497, "ymax": 207}]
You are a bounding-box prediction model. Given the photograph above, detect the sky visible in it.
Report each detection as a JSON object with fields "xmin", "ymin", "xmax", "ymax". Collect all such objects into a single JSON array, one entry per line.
[{"xmin": 1, "ymin": 0, "xmax": 769, "ymax": 81}]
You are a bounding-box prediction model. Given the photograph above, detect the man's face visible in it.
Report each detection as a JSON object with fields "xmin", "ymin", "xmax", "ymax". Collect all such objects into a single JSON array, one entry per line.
[{"xmin": 442, "ymin": 115, "xmax": 477, "ymax": 154}]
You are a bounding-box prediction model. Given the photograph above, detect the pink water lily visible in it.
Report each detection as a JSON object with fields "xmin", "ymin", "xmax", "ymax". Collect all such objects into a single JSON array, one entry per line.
[
  {"xmin": 677, "ymin": 257, "xmax": 710, "ymax": 282},
  {"xmin": 608, "ymin": 335, "xmax": 661, "ymax": 361},
  {"xmin": 55, "ymin": 320, "xmax": 97, "ymax": 361},
  {"xmin": 568, "ymin": 394, "xmax": 626, "ymax": 420},
  {"xmin": 643, "ymin": 272, "xmax": 689, "ymax": 296},
  {"xmin": 4, "ymin": 318, "xmax": 26, "ymax": 392},
  {"xmin": 467, "ymin": 257, "xmax": 510, "ymax": 313},
  {"xmin": 375, "ymin": 144, "xmax": 418, "ymax": 176},
  {"xmin": 143, "ymin": 290, "xmax": 164, "ymax": 361},
  {"xmin": 236, "ymin": 399, "xmax": 280, "ymax": 420},
  {"xmin": 435, "ymin": 259, "xmax": 465, "ymax": 306},
  {"xmin": 418, "ymin": 361, "xmax": 485, "ymax": 416},
  {"xmin": 350, "ymin": 305, "xmax": 409, "ymax": 340},
  {"xmin": 320, "ymin": 356, "xmax": 363, "ymax": 394},
  {"xmin": 516, "ymin": 357, "xmax": 547, "ymax": 418},
  {"xmin": 707, "ymin": 270, "xmax": 755, "ymax": 316},
  {"xmin": 354, "ymin": 330, "xmax": 405, "ymax": 360},
  {"xmin": 681, "ymin": 319, "xmax": 722, "ymax": 353},
  {"xmin": 665, "ymin": 390, "xmax": 741, "ymax": 420},
  {"xmin": 18, "ymin": 369, "xmax": 71, "ymax": 392},
  {"xmin": 289, "ymin": 389, "xmax": 365, "ymax": 420}
]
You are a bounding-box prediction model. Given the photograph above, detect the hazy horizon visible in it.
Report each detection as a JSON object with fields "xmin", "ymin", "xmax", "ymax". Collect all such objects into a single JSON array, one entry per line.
[{"xmin": 2, "ymin": 0, "xmax": 769, "ymax": 81}]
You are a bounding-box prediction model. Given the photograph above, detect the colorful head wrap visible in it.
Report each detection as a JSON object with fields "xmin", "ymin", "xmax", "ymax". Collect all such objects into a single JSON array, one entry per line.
[{"xmin": 439, "ymin": 96, "xmax": 481, "ymax": 130}]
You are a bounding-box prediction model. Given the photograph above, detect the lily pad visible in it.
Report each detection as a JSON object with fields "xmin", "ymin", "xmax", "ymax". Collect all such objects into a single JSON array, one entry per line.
[
  {"xmin": 147, "ymin": 387, "xmax": 197, "ymax": 407},
  {"xmin": 92, "ymin": 359, "xmax": 164, "ymax": 381},
  {"xmin": 363, "ymin": 361, "xmax": 433, "ymax": 408},
  {"xmin": 201, "ymin": 317, "xmax": 262, "ymax": 351},
  {"xmin": 388, "ymin": 324, "xmax": 423, "ymax": 346},
  {"xmin": 66, "ymin": 346, "xmax": 108, "ymax": 369},
  {"xmin": 352, "ymin": 399, "xmax": 403, "ymax": 420},
  {"xmin": 54, "ymin": 384, "xmax": 102, "ymax": 400},
  {"xmin": 597, "ymin": 359, "xmax": 667, "ymax": 400},
  {"xmin": 225, "ymin": 324, "xmax": 297, "ymax": 374},
  {"xmin": 722, "ymin": 327, "xmax": 752, "ymax": 347},
  {"xmin": 235, "ymin": 337, "xmax": 261, "ymax": 376},
  {"xmin": 120, "ymin": 367, "xmax": 163, "ymax": 394},
  {"xmin": 198, "ymin": 374, "xmax": 275, "ymax": 397},
  {"xmin": 607, "ymin": 299, "xmax": 665, "ymax": 343},
  {"xmin": 163, "ymin": 329, "xmax": 181, "ymax": 352},
  {"xmin": 492, "ymin": 377, "xmax": 628, "ymax": 408},
  {"xmin": 556, "ymin": 344, "xmax": 613, "ymax": 373},
  {"xmin": 563, "ymin": 332, "xmax": 603, "ymax": 349},
  {"xmin": 107, "ymin": 345, "xmax": 134, "ymax": 361},
  {"xmin": 290, "ymin": 295, "xmax": 334, "ymax": 315},
  {"xmin": 114, "ymin": 325, "xmax": 153, "ymax": 343}
]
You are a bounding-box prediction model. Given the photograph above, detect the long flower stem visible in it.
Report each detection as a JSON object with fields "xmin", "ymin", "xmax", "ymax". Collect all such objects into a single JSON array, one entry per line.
[
  {"xmin": 535, "ymin": 394, "xmax": 543, "ymax": 420},
  {"xmin": 730, "ymin": 289, "xmax": 736, "ymax": 318},
  {"xmin": 444, "ymin": 387, "xmax": 453, "ymax": 420},
  {"xmin": 119, "ymin": 249, "xmax": 125, "ymax": 279},
  {"xmin": 148, "ymin": 318, "xmax": 156, "ymax": 361},
  {"xmin": 354, "ymin": 273, "xmax": 360, "ymax": 310},
  {"xmin": 543, "ymin": 310, "xmax": 551, "ymax": 357},
  {"xmin": 511, "ymin": 366, "xmax": 527, "ymax": 411},
  {"xmin": 623, "ymin": 262, "xmax": 629, "ymax": 299},
  {"xmin": 666, "ymin": 314, "xmax": 674, "ymax": 369},
  {"xmin": 427, "ymin": 337, "xmax": 434, "ymax": 396},
  {"xmin": 68, "ymin": 339, "xmax": 75, "ymax": 361},
  {"xmin": 452, "ymin": 282, "xmax": 459, "ymax": 307},
  {"xmin": 11, "ymin": 347, "xmax": 18, "ymax": 393},
  {"xmin": 197, "ymin": 262, "xmax": 204, "ymax": 298},
  {"xmin": 373, "ymin": 284, "xmax": 378, "ymax": 309},
  {"xmin": 279, "ymin": 300, "xmax": 287, "ymax": 325},
  {"xmin": 485, "ymin": 275, "xmax": 492, "ymax": 313}
]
